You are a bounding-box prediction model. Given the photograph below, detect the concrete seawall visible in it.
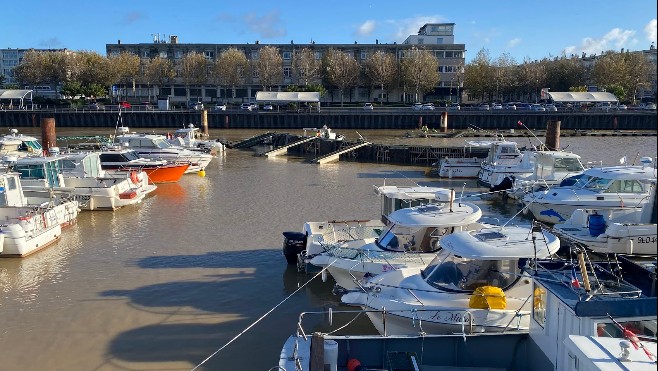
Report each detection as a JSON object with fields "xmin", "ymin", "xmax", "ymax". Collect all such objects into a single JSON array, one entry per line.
[{"xmin": 0, "ymin": 110, "xmax": 656, "ymax": 130}]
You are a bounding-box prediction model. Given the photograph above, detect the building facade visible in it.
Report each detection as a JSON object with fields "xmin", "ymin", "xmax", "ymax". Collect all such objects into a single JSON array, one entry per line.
[{"xmin": 105, "ymin": 23, "xmax": 466, "ymax": 104}]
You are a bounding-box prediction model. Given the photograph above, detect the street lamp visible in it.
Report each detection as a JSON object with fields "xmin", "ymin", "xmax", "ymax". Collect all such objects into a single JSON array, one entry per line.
[{"xmin": 535, "ymin": 79, "xmax": 539, "ymax": 103}]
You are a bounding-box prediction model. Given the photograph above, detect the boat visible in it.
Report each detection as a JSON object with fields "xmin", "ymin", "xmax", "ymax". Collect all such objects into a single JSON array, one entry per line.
[
  {"xmin": 502, "ymin": 150, "xmax": 586, "ymax": 198},
  {"xmin": 7, "ymin": 151, "xmax": 155, "ymax": 211},
  {"xmin": 277, "ymin": 254, "xmax": 656, "ymax": 371},
  {"xmin": 433, "ymin": 140, "xmax": 495, "ymax": 179},
  {"xmin": 523, "ymin": 158, "xmax": 657, "ymax": 224},
  {"xmin": 0, "ymin": 172, "xmax": 74, "ymax": 257},
  {"xmin": 477, "ymin": 140, "xmax": 533, "ymax": 187},
  {"xmin": 113, "ymin": 127, "xmax": 214, "ymax": 174},
  {"xmin": 303, "ymin": 125, "xmax": 344, "ymax": 141},
  {"xmin": 550, "ymin": 182, "xmax": 657, "ymax": 255},
  {"xmin": 165, "ymin": 124, "xmax": 225, "ymax": 155},
  {"xmin": 0, "ymin": 128, "xmax": 44, "ymax": 158},
  {"xmin": 98, "ymin": 147, "xmax": 190, "ymax": 184},
  {"xmin": 284, "ymin": 185, "xmax": 462, "ymax": 273},
  {"xmin": 308, "ymin": 191, "xmax": 483, "ymax": 291},
  {"xmin": 340, "ymin": 224, "xmax": 561, "ymax": 335}
]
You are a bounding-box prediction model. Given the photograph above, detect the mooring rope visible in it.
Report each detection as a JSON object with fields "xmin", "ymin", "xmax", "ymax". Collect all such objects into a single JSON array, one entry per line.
[{"xmin": 191, "ymin": 262, "xmax": 334, "ymax": 370}]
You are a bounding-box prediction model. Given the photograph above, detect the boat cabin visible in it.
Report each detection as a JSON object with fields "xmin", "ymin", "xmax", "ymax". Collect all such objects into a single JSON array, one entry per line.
[
  {"xmin": 533, "ymin": 151, "xmax": 585, "ymax": 181},
  {"xmin": 484, "ymin": 141, "xmax": 524, "ymax": 166}
]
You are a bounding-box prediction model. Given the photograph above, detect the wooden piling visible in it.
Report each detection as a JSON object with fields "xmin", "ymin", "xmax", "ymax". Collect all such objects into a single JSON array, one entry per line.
[
  {"xmin": 440, "ymin": 111, "xmax": 448, "ymax": 132},
  {"xmin": 201, "ymin": 109, "xmax": 208, "ymax": 136},
  {"xmin": 545, "ymin": 120, "xmax": 560, "ymax": 150},
  {"xmin": 40, "ymin": 117, "xmax": 56, "ymax": 154}
]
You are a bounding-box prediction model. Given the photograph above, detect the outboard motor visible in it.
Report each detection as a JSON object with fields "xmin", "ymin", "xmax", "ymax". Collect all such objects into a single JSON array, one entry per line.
[
  {"xmin": 282, "ymin": 231, "xmax": 307, "ymax": 265},
  {"xmin": 490, "ymin": 176, "xmax": 514, "ymax": 192}
]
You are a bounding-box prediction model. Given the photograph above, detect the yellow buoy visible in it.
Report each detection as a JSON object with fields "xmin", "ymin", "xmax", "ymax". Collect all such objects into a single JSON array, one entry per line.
[{"xmin": 198, "ymin": 169, "xmax": 206, "ymax": 177}]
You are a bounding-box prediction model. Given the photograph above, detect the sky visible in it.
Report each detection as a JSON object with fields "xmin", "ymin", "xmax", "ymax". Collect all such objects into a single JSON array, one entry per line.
[{"xmin": 3, "ymin": 0, "xmax": 657, "ymax": 63}]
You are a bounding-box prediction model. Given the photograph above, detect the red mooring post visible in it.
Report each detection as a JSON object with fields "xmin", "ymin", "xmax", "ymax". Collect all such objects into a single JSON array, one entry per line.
[{"xmin": 41, "ymin": 117, "xmax": 56, "ymax": 154}]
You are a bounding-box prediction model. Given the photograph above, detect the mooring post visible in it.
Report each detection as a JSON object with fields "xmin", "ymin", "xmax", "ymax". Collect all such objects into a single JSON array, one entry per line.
[
  {"xmin": 201, "ymin": 109, "xmax": 209, "ymax": 136},
  {"xmin": 440, "ymin": 111, "xmax": 448, "ymax": 132},
  {"xmin": 545, "ymin": 120, "xmax": 560, "ymax": 150},
  {"xmin": 40, "ymin": 117, "xmax": 56, "ymax": 155}
]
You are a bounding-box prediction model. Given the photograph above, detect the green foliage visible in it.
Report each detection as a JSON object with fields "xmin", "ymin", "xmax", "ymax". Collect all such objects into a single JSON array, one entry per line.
[
  {"xmin": 604, "ymin": 84, "xmax": 626, "ymax": 100},
  {"xmin": 60, "ymin": 81, "xmax": 83, "ymax": 99}
]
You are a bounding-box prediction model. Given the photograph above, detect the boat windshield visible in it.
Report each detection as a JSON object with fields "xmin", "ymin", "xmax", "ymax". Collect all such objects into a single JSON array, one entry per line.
[
  {"xmin": 123, "ymin": 151, "xmax": 141, "ymax": 161},
  {"xmin": 421, "ymin": 253, "xmax": 521, "ymax": 292},
  {"xmin": 582, "ymin": 176, "xmax": 613, "ymax": 190},
  {"xmin": 152, "ymin": 138, "xmax": 174, "ymax": 149},
  {"xmin": 554, "ymin": 157, "xmax": 584, "ymax": 172},
  {"xmin": 595, "ymin": 319, "xmax": 657, "ymax": 340},
  {"xmin": 376, "ymin": 224, "xmax": 413, "ymax": 252}
]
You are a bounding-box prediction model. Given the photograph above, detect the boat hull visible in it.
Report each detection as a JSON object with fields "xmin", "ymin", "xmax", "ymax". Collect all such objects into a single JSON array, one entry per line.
[{"xmin": 143, "ymin": 163, "xmax": 190, "ymax": 183}]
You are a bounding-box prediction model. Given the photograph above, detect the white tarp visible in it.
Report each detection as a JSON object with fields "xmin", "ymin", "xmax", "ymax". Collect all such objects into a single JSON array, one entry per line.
[
  {"xmin": 547, "ymin": 91, "xmax": 618, "ymax": 103},
  {"xmin": 255, "ymin": 91, "xmax": 320, "ymax": 103}
]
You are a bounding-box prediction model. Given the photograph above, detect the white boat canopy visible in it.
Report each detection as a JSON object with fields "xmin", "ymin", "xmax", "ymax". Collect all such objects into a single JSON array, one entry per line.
[
  {"xmin": 387, "ymin": 202, "xmax": 482, "ymax": 227},
  {"xmin": 547, "ymin": 91, "xmax": 618, "ymax": 103},
  {"xmin": 439, "ymin": 226, "xmax": 560, "ymax": 260},
  {"xmin": 255, "ymin": 91, "xmax": 320, "ymax": 103},
  {"xmin": 583, "ymin": 165, "xmax": 657, "ymax": 181},
  {"xmin": 375, "ymin": 186, "xmax": 454, "ymax": 201}
]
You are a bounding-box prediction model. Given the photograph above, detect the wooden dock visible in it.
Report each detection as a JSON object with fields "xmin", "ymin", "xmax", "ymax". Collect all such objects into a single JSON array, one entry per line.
[
  {"xmin": 311, "ymin": 141, "xmax": 371, "ymax": 164},
  {"xmin": 262, "ymin": 136, "xmax": 316, "ymax": 157}
]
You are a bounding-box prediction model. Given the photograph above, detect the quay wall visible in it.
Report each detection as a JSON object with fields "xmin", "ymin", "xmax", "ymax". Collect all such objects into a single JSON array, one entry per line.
[{"xmin": 0, "ymin": 110, "xmax": 656, "ymax": 130}]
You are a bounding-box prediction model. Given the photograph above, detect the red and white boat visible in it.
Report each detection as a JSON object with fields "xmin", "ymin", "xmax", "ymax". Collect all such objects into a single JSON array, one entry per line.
[{"xmin": 99, "ymin": 148, "xmax": 189, "ymax": 184}]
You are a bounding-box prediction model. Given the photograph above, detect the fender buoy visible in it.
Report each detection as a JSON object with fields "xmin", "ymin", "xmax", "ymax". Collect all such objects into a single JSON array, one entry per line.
[{"xmin": 130, "ymin": 171, "xmax": 140, "ymax": 184}]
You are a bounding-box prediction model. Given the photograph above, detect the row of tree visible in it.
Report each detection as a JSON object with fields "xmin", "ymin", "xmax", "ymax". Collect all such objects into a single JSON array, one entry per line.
[{"xmin": 6, "ymin": 46, "xmax": 651, "ymax": 105}]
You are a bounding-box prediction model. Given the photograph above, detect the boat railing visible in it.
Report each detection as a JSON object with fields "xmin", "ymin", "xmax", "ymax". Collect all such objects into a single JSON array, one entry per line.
[
  {"xmin": 318, "ymin": 224, "xmax": 382, "ymax": 244},
  {"xmin": 293, "ymin": 307, "xmax": 484, "ymax": 338},
  {"xmin": 321, "ymin": 245, "xmax": 430, "ymax": 264}
]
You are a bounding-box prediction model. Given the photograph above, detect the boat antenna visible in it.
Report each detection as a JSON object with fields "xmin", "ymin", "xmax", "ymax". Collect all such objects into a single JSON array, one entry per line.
[
  {"xmin": 631, "ymin": 151, "xmax": 640, "ymax": 165},
  {"xmin": 112, "ymin": 110, "xmax": 122, "ymax": 142},
  {"xmin": 459, "ymin": 182, "xmax": 466, "ymax": 206},
  {"xmin": 516, "ymin": 121, "xmax": 545, "ymax": 150}
]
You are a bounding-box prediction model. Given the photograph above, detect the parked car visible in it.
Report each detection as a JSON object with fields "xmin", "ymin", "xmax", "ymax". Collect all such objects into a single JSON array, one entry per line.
[
  {"xmin": 421, "ymin": 103, "xmax": 435, "ymax": 110},
  {"xmin": 639, "ymin": 102, "xmax": 657, "ymax": 110},
  {"xmin": 363, "ymin": 103, "xmax": 374, "ymax": 110},
  {"xmin": 516, "ymin": 103, "xmax": 532, "ymax": 110},
  {"xmin": 118, "ymin": 101, "xmax": 131, "ymax": 109},
  {"xmin": 240, "ymin": 103, "xmax": 255, "ymax": 111},
  {"xmin": 530, "ymin": 104, "xmax": 546, "ymax": 111},
  {"xmin": 491, "ymin": 103, "xmax": 503, "ymax": 110},
  {"xmin": 544, "ymin": 104, "xmax": 558, "ymax": 112},
  {"xmin": 263, "ymin": 104, "xmax": 273, "ymax": 111},
  {"xmin": 448, "ymin": 103, "xmax": 460, "ymax": 111},
  {"xmin": 616, "ymin": 104, "xmax": 628, "ymax": 110},
  {"xmin": 87, "ymin": 102, "xmax": 100, "ymax": 110},
  {"xmin": 503, "ymin": 103, "xmax": 517, "ymax": 110},
  {"xmin": 214, "ymin": 102, "xmax": 227, "ymax": 111},
  {"xmin": 411, "ymin": 102, "xmax": 423, "ymax": 110},
  {"xmin": 478, "ymin": 104, "xmax": 490, "ymax": 111},
  {"xmin": 189, "ymin": 101, "xmax": 204, "ymax": 110}
]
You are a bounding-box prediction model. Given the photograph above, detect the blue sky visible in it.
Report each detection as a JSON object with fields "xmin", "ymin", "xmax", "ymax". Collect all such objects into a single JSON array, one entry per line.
[{"xmin": 4, "ymin": 0, "xmax": 657, "ymax": 63}]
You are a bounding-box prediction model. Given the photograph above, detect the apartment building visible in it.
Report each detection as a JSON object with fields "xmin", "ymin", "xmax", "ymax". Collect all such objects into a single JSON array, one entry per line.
[{"xmin": 105, "ymin": 23, "xmax": 466, "ymax": 104}]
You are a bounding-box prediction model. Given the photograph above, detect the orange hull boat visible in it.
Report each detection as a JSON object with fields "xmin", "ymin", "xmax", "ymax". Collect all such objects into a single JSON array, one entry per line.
[{"xmin": 143, "ymin": 163, "xmax": 190, "ymax": 184}]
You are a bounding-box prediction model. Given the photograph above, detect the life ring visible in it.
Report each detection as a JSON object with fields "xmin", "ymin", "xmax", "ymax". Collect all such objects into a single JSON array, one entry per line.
[{"xmin": 130, "ymin": 171, "xmax": 140, "ymax": 184}]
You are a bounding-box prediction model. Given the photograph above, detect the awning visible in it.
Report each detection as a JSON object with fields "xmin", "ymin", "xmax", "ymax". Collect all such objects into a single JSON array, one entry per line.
[
  {"xmin": 255, "ymin": 91, "xmax": 320, "ymax": 103},
  {"xmin": 0, "ymin": 89, "xmax": 33, "ymax": 100},
  {"xmin": 547, "ymin": 91, "xmax": 618, "ymax": 103}
]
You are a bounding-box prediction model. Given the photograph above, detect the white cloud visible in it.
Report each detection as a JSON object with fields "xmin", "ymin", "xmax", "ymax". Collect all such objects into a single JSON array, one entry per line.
[
  {"xmin": 356, "ymin": 20, "xmax": 376, "ymax": 37},
  {"xmin": 507, "ymin": 38, "xmax": 521, "ymax": 48},
  {"xmin": 645, "ymin": 19, "xmax": 657, "ymax": 44},
  {"xmin": 562, "ymin": 27, "xmax": 636, "ymax": 56},
  {"xmin": 385, "ymin": 16, "xmax": 447, "ymax": 42},
  {"xmin": 243, "ymin": 11, "xmax": 286, "ymax": 39}
]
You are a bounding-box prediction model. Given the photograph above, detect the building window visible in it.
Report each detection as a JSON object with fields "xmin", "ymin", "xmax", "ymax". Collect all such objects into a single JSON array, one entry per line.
[
  {"xmin": 141, "ymin": 50, "xmax": 149, "ymax": 58},
  {"xmin": 284, "ymin": 67, "xmax": 292, "ymax": 78},
  {"xmin": 314, "ymin": 51, "xmax": 322, "ymax": 60},
  {"xmin": 417, "ymin": 38, "xmax": 424, "ymax": 45},
  {"xmin": 251, "ymin": 51, "xmax": 259, "ymax": 60},
  {"xmin": 204, "ymin": 51, "xmax": 214, "ymax": 59},
  {"xmin": 282, "ymin": 51, "xmax": 291, "ymax": 60},
  {"xmin": 361, "ymin": 51, "xmax": 368, "ymax": 60},
  {"xmin": 436, "ymin": 38, "xmax": 443, "ymax": 44},
  {"xmin": 159, "ymin": 51, "xmax": 167, "ymax": 58}
]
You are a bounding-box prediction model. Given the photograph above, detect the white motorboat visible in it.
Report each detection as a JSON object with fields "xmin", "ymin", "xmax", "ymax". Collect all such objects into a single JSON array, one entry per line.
[
  {"xmin": 166, "ymin": 124, "xmax": 225, "ymax": 155},
  {"xmin": 477, "ymin": 140, "xmax": 534, "ymax": 187},
  {"xmin": 551, "ymin": 182, "xmax": 657, "ymax": 255},
  {"xmin": 303, "ymin": 125, "xmax": 344, "ymax": 141},
  {"xmin": 8, "ymin": 151, "xmax": 155, "ymax": 211},
  {"xmin": 523, "ymin": 158, "xmax": 657, "ymax": 224},
  {"xmin": 341, "ymin": 224, "xmax": 561, "ymax": 335},
  {"xmin": 0, "ymin": 128, "xmax": 43, "ymax": 158},
  {"xmin": 434, "ymin": 140, "xmax": 495, "ymax": 179},
  {"xmin": 285, "ymin": 185, "xmax": 462, "ymax": 272},
  {"xmin": 502, "ymin": 150, "xmax": 586, "ymax": 198},
  {"xmin": 0, "ymin": 172, "xmax": 73, "ymax": 257},
  {"xmin": 278, "ymin": 255, "xmax": 656, "ymax": 371},
  {"xmin": 309, "ymin": 192, "xmax": 483, "ymax": 291},
  {"xmin": 114, "ymin": 127, "xmax": 214, "ymax": 173}
]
